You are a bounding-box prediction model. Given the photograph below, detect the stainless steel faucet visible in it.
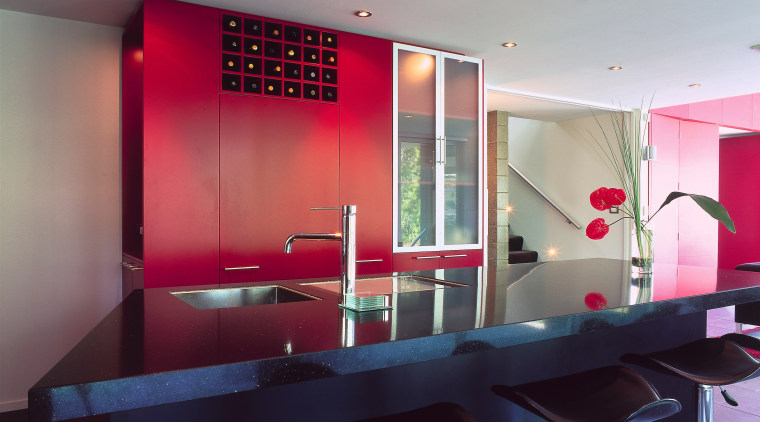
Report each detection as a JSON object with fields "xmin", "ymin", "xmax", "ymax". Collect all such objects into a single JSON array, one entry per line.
[{"xmin": 284, "ymin": 205, "xmax": 357, "ymax": 305}]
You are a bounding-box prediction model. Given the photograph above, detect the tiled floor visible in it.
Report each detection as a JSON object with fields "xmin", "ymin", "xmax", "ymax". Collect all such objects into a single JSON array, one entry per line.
[{"xmin": 707, "ymin": 306, "xmax": 760, "ymax": 421}]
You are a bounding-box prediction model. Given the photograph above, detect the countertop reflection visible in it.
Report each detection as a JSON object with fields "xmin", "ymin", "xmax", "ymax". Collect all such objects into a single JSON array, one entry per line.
[{"xmin": 29, "ymin": 258, "xmax": 760, "ymax": 421}]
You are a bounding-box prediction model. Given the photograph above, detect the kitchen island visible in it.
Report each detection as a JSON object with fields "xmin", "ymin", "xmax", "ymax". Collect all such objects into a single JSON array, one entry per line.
[{"xmin": 29, "ymin": 259, "xmax": 760, "ymax": 421}]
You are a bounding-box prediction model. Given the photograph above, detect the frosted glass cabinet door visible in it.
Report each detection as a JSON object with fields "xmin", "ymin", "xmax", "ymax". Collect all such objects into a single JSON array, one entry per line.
[
  {"xmin": 443, "ymin": 57, "xmax": 479, "ymax": 246},
  {"xmin": 396, "ymin": 48, "xmax": 437, "ymax": 248},
  {"xmin": 393, "ymin": 43, "xmax": 482, "ymax": 252}
]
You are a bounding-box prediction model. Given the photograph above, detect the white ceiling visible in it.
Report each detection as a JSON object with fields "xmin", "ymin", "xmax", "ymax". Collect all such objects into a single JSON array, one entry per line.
[{"xmin": 2, "ymin": 0, "xmax": 760, "ymax": 121}]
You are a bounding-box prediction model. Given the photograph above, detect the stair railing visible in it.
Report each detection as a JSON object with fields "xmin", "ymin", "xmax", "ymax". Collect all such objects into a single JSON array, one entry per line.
[{"xmin": 508, "ymin": 163, "xmax": 583, "ymax": 230}]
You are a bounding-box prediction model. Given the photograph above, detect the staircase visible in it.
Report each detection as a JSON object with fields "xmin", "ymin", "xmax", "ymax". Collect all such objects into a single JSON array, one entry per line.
[{"xmin": 508, "ymin": 235, "xmax": 539, "ymax": 264}]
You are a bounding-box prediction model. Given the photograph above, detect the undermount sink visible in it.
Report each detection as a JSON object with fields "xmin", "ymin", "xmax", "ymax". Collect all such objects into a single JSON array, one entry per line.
[
  {"xmin": 172, "ymin": 285, "xmax": 319, "ymax": 310},
  {"xmin": 301, "ymin": 275, "xmax": 466, "ymax": 297}
]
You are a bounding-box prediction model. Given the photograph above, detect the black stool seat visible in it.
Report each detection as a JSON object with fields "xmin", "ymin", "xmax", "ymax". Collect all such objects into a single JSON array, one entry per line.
[
  {"xmin": 735, "ymin": 262, "xmax": 760, "ymax": 272},
  {"xmin": 491, "ymin": 366, "xmax": 681, "ymax": 422},
  {"xmin": 721, "ymin": 332, "xmax": 760, "ymax": 352},
  {"xmin": 357, "ymin": 402, "xmax": 477, "ymax": 422},
  {"xmin": 629, "ymin": 335, "xmax": 760, "ymax": 421},
  {"xmin": 647, "ymin": 338, "xmax": 760, "ymax": 385}
]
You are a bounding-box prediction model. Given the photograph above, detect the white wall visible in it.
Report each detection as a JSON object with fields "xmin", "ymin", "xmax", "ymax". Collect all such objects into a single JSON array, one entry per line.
[
  {"xmin": 507, "ymin": 115, "xmax": 627, "ymax": 261},
  {"xmin": 0, "ymin": 10, "xmax": 122, "ymax": 412}
]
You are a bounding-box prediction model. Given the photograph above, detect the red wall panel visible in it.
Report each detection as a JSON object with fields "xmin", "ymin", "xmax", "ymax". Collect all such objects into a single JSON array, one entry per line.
[
  {"xmin": 142, "ymin": 0, "xmax": 220, "ymax": 288},
  {"xmin": 339, "ymin": 33, "xmax": 394, "ymax": 276},
  {"xmin": 719, "ymin": 134, "xmax": 760, "ymax": 269}
]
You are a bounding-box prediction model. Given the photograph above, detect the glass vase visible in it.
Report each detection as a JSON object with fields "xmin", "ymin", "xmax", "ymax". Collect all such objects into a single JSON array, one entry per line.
[{"xmin": 631, "ymin": 228, "xmax": 653, "ymax": 274}]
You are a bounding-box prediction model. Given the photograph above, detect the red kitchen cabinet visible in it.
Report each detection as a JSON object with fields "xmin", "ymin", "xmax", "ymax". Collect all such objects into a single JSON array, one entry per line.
[
  {"xmin": 393, "ymin": 249, "xmax": 483, "ymax": 272},
  {"xmin": 220, "ymin": 94, "xmax": 340, "ymax": 284},
  {"xmin": 339, "ymin": 33, "xmax": 394, "ymax": 276},
  {"xmin": 123, "ymin": 0, "xmax": 221, "ymax": 288}
]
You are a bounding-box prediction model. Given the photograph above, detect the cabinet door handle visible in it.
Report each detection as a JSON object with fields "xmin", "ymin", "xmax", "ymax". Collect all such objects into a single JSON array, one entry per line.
[
  {"xmin": 443, "ymin": 254, "xmax": 467, "ymax": 258},
  {"xmin": 414, "ymin": 256, "xmax": 441, "ymax": 260},
  {"xmin": 121, "ymin": 262, "xmax": 144, "ymax": 271},
  {"xmin": 436, "ymin": 137, "xmax": 445, "ymax": 164},
  {"xmin": 440, "ymin": 136, "xmax": 447, "ymax": 165},
  {"xmin": 356, "ymin": 259, "xmax": 383, "ymax": 263},
  {"xmin": 224, "ymin": 266, "xmax": 261, "ymax": 271}
]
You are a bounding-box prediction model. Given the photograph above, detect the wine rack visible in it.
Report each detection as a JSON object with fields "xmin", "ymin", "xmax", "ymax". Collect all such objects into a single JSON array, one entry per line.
[{"xmin": 221, "ymin": 13, "xmax": 338, "ymax": 103}]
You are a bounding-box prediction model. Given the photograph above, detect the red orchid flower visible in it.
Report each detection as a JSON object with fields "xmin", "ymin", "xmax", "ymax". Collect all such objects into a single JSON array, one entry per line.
[
  {"xmin": 589, "ymin": 187, "xmax": 626, "ymax": 211},
  {"xmin": 586, "ymin": 217, "xmax": 609, "ymax": 240}
]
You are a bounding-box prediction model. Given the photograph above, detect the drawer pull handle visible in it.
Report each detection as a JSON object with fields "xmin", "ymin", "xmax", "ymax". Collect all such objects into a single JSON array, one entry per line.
[
  {"xmin": 356, "ymin": 259, "xmax": 383, "ymax": 263},
  {"xmin": 224, "ymin": 266, "xmax": 261, "ymax": 271},
  {"xmin": 443, "ymin": 254, "xmax": 467, "ymax": 258},
  {"xmin": 414, "ymin": 256, "xmax": 441, "ymax": 260}
]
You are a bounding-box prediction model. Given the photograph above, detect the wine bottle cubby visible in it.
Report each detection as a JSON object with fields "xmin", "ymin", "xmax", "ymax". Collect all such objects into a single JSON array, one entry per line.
[{"xmin": 221, "ymin": 13, "xmax": 338, "ymax": 102}]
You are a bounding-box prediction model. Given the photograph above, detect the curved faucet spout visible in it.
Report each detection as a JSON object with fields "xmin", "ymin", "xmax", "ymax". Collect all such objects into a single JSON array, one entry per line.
[
  {"xmin": 283, "ymin": 206, "xmax": 357, "ymax": 306},
  {"xmin": 284, "ymin": 232, "xmax": 342, "ymax": 253}
]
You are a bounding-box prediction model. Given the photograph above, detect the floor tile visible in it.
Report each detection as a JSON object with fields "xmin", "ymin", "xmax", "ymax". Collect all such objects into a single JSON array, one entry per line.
[
  {"xmin": 720, "ymin": 385, "xmax": 760, "ymax": 414},
  {"xmin": 709, "ymin": 306, "xmax": 736, "ymax": 320},
  {"xmin": 736, "ymin": 375, "xmax": 760, "ymax": 392},
  {"xmin": 715, "ymin": 403, "xmax": 760, "ymax": 422}
]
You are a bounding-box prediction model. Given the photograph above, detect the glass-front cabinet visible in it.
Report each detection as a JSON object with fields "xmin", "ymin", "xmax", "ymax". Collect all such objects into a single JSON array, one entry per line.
[{"xmin": 393, "ymin": 43, "xmax": 483, "ymax": 254}]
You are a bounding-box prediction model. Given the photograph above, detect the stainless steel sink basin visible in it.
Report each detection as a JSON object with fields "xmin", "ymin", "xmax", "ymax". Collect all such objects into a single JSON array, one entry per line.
[
  {"xmin": 301, "ymin": 275, "xmax": 466, "ymax": 297},
  {"xmin": 172, "ymin": 285, "xmax": 319, "ymax": 309}
]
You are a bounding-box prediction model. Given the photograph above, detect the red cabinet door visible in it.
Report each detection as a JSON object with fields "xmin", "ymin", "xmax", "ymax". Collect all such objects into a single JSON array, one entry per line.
[
  {"xmin": 220, "ymin": 95, "xmax": 340, "ymax": 284},
  {"xmin": 339, "ymin": 33, "xmax": 394, "ymax": 276},
  {"xmin": 392, "ymin": 252, "xmax": 442, "ymax": 272},
  {"xmin": 392, "ymin": 249, "xmax": 483, "ymax": 272},
  {"xmin": 142, "ymin": 0, "xmax": 220, "ymax": 288},
  {"xmin": 440, "ymin": 250, "xmax": 483, "ymax": 269}
]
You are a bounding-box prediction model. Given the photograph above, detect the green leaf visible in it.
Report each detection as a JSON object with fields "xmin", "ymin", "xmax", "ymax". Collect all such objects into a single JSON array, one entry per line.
[{"xmin": 655, "ymin": 191, "xmax": 736, "ymax": 233}]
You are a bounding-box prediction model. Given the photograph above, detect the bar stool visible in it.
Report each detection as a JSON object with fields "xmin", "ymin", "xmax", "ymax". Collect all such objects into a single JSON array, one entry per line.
[
  {"xmin": 733, "ymin": 262, "xmax": 760, "ymax": 333},
  {"xmin": 491, "ymin": 365, "xmax": 681, "ymax": 422},
  {"xmin": 357, "ymin": 402, "xmax": 477, "ymax": 422},
  {"xmin": 631, "ymin": 335, "xmax": 760, "ymax": 422}
]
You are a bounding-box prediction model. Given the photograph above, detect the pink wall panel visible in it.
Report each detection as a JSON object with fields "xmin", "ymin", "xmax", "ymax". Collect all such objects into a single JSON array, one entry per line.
[
  {"xmin": 651, "ymin": 93, "xmax": 760, "ymax": 269},
  {"xmin": 648, "ymin": 115, "xmax": 680, "ymax": 264},
  {"xmin": 679, "ymin": 120, "xmax": 719, "ymax": 168},
  {"xmin": 652, "ymin": 105, "xmax": 689, "ymax": 120},
  {"xmin": 143, "ymin": 0, "xmax": 220, "ymax": 288},
  {"xmin": 722, "ymin": 95, "xmax": 754, "ymax": 130},
  {"xmin": 719, "ymin": 134, "xmax": 760, "ymax": 269},
  {"xmin": 689, "ymin": 99, "xmax": 723, "ymax": 123},
  {"xmin": 678, "ymin": 121, "xmax": 719, "ymax": 267}
]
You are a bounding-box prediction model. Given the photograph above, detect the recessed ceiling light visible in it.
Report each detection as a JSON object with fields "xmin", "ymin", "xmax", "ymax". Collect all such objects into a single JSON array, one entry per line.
[
  {"xmin": 355, "ymin": 10, "xmax": 372, "ymax": 17},
  {"xmin": 689, "ymin": 83, "xmax": 702, "ymax": 88},
  {"xmin": 608, "ymin": 66, "xmax": 622, "ymax": 71},
  {"xmin": 502, "ymin": 42, "xmax": 517, "ymax": 48}
]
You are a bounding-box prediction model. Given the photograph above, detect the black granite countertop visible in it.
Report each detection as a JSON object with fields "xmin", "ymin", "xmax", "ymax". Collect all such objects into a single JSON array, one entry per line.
[{"xmin": 28, "ymin": 259, "xmax": 760, "ymax": 421}]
